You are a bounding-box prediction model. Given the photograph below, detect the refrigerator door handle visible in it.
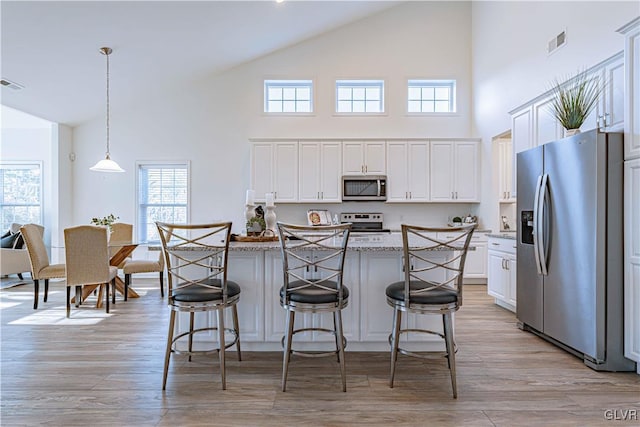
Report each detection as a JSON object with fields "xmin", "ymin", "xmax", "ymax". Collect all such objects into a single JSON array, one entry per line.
[
  {"xmin": 537, "ymin": 173, "xmax": 549, "ymax": 276},
  {"xmin": 532, "ymin": 174, "xmax": 543, "ymax": 275}
]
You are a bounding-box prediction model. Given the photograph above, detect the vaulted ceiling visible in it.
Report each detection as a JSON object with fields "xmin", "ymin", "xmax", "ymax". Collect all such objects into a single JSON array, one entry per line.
[{"xmin": 1, "ymin": 1, "xmax": 398, "ymax": 127}]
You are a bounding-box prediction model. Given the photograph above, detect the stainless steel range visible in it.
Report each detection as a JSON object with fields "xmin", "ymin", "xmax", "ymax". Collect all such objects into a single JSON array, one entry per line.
[{"xmin": 340, "ymin": 212, "xmax": 390, "ymax": 233}]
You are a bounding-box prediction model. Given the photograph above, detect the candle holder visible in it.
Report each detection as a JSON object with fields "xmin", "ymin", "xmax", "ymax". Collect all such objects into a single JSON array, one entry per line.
[
  {"xmin": 264, "ymin": 205, "xmax": 276, "ymax": 236},
  {"xmin": 244, "ymin": 204, "xmax": 255, "ymax": 231}
]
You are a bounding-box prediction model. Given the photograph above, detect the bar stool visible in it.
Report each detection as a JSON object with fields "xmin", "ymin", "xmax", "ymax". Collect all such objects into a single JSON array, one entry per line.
[
  {"xmin": 385, "ymin": 224, "xmax": 475, "ymax": 398},
  {"xmin": 276, "ymin": 221, "xmax": 352, "ymax": 392},
  {"xmin": 156, "ymin": 221, "xmax": 241, "ymax": 390}
]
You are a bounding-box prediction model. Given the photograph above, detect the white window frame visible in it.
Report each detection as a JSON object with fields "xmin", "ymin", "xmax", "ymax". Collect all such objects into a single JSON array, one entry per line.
[
  {"xmin": 407, "ymin": 79, "xmax": 457, "ymax": 114},
  {"xmin": 135, "ymin": 161, "xmax": 190, "ymax": 244},
  {"xmin": 335, "ymin": 79, "xmax": 385, "ymax": 115},
  {"xmin": 0, "ymin": 161, "xmax": 43, "ymax": 230},
  {"xmin": 264, "ymin": 79, "xmax": 314, "ymax": 114}
]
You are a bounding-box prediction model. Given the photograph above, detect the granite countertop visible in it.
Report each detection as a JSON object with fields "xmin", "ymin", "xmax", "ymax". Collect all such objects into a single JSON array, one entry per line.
[
  {"xmin": 150, "ymin": 232, "xmax": 475, "ymax": 252},
  {"xmin": 487, "ymin": 232, "xmax": 517, "ymax": 240}
]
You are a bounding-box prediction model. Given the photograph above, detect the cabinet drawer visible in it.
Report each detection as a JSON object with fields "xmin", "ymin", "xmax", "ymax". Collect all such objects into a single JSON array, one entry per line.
[
  {"xmin": 437, "ymin": 231, "xmax": 488, "ymax": 243},
  {"xmin": 488, "ymin": 237, "xmax": 516, "ymax": 254}
]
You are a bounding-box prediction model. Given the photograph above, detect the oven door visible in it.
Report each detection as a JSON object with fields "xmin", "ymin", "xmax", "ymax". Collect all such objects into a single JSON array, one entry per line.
[{"xmin": 342, "ymin": 176, "xmax": 386, "ymax": 201}]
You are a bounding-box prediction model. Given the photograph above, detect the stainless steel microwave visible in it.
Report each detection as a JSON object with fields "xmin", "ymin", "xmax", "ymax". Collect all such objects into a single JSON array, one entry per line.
[{"xmin": 342, "ymin": 175, "xmax": 387, "ymax": 201}]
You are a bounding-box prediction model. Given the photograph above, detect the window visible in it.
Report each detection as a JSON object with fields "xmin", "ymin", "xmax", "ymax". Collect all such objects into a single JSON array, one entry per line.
[
  {"xmin": 137, "ymin": 162, "xmax": 189, "ymax": 243},
  {"xmin": 336, "ymin": 80, "xmax": 384, "ymax": 113},
  {"xmin": 0, "ymin": 162, "xmax": 42, "ymax": 231},
  {"xmin": 264, "ymin": 80, "xmax": 313, "ymax": 113},
  {"xmin": 407, "ymin": 80, "xmax": 456, "ymax": 113}
]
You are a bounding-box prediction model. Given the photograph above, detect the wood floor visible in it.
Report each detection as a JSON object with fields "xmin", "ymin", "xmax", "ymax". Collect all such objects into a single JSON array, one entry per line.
[{"xmin": 1, "ymin": 279, "xmax": 639, "ymax": 426}]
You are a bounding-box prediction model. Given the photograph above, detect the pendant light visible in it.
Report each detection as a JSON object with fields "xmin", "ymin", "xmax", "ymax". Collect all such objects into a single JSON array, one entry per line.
[{"xmin": 90, "ymin": 47, "xmax": 124, "ymax": 172}]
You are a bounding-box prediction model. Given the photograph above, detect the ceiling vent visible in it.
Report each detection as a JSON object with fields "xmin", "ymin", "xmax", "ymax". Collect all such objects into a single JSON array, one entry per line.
[
  {"xmin": 1, "ymin": 78, "xmax": 24, "ymax": 90},
  {"xmin": 548, "ymin": 30, "xmax": 567, "ymax": 55}
]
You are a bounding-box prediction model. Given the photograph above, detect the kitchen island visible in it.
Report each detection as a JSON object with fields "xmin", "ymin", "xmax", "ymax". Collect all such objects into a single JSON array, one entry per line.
[{"xmin": 154, "ymin": 232, "xmax": 468, "ymax": 351}]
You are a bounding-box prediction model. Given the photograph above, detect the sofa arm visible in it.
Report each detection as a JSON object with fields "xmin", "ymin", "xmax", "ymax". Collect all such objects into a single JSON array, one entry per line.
[{"xmin": 0, "ymin": 248, "xmax": 32, "ymax": 276}]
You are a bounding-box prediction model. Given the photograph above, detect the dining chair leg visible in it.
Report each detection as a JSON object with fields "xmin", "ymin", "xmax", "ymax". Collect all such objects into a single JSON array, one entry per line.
[
  {"xmin": 75, "ymin": 286, "xmax": 82, "ymax": 308},
  {"xmin": 18, "ymin": 273, "xmax": 23, "ymax": 280},
  {"xmin": 159, "ymin": 272, "xmax": 164, "ymax": 298},
  {"xmin": 389, "ymin": 307, "xmax": 402, "ymax": 388},
  {"xmin": 124, "ymin": 274, "xmax": 130, "ymax": 301},
  {"xmin": 112, "ymin": 279, "xmax": 116, "ymax": 305},
  {"xmin": 232, "ymin": 305, "xmax": 242, "ymax": 361},
  {"xmin": 333, "ymin": 312, "xmax": 340, "ymax": 363},
  {"xmin": 66, "ymin": 286, "xmax": 71, "ymax": 318},
  {"xmin": 163, "ymin": 310, "xmax": 176, "ymax": 390},
  {"xmin": 188, "ymin": 312, "xmax": 195, "ymax": 362},
  {"xmin": 104, "ymin": 283, "xmax": 110, "ymax": 314},
  {"xmin": 443, "ymin": 312, "xmax": 457, "ymax": 399},
  {"xmin": 44, "ymin": 279, "xmax": 49, "ymax": 303},
  {"xmin": 335, "ymin": 309, "xmax": 347, "ymax": 392},
  {"xmin": 33, "ymin": 279, "xmax": 40, "ymax": 309},
  {"xmin": 282, "ymin": 310, "xmax": 295, "ymax": 392},
  {"xmin": 217, "ymin": 306, "xmax": 227, "ymax": 390}
]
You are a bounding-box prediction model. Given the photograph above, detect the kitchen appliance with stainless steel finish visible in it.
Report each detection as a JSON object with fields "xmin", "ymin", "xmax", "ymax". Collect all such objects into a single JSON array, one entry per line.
[
  {"xmin": 516, "ymin": 129, "xmax": 635, "ymax": 372},
  {"xmin": 340, "ymin": 213, "xmax": 390, "ymax": 233},
  {"xmin": 342, "ymin": 175, "xmax": 387, "ymax": 201}
]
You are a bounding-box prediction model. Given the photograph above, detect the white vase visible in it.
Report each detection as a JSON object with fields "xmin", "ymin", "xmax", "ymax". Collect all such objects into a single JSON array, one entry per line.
[
  {"xmin": 564, "ymin": 128, "xmax": 581, "ymax": 137},
  {"xmin": 264, "ymin": 206, "xmax": 276, "ymax": 236}
]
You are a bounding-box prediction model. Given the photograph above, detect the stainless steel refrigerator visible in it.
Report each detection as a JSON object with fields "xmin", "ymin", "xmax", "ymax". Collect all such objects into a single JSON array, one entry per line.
[{"xmin": 516, "ymin": 129, "xmax": 635, "ymax": 371}]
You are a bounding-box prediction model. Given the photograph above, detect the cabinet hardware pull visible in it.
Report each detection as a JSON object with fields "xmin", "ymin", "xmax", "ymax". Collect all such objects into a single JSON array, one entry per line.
[
  {"xmin": 491, "ymin": 242, "xmax": 499, "ymax": 246},
  {"xmin": 365, "ymin": 165, "xmax": 368, "ymax": 173}
]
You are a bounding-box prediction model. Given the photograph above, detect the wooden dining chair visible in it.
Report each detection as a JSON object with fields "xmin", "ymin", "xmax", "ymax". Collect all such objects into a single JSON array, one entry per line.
[
  {"xmin": 64, "ymin": 225, "xmax": 117, "ymax": 318},
  {"xmin": 20, "ymin": 224, "xmax": 66, "ymax": 309}
]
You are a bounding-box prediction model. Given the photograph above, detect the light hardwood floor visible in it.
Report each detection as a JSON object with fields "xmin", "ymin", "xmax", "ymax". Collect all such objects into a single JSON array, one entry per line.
[{"xmin": 1, "ymin": 279, "xmax": 639, "ymax": 426}]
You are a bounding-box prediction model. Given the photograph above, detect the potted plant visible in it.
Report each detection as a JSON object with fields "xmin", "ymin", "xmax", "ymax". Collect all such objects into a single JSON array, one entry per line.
[
  {"xmin": 90, "ymin": 214, "xmax": 119, "ymax": 232},
  {"xmin": 548, "ymin": 69, "xmax": 603, "ymax": 137}
]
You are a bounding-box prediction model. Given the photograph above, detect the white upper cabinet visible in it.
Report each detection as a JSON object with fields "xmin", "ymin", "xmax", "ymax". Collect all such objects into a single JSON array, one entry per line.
[
  {"xmin": 298, "ymin": 141, "xmax": 342, "ymax": 203},
  {"xmin": 533, "ymin": 97, "xmax": 563, "ymax": 146},
  {"xmin": 342, "ymin": 141, "xmax": 386, "ymax": 175},
  {"xmin": 619, "ymin": 17, "xmax": 640, "ymax": 160},
  {"xmin": 429, "ymin": 141, "xmax": 479, "ymax": 202},
  {"xmin": 582, "ymin": 54, "xmax": 625, "ymax": 133},
  {"xmin": 386, "ymin": 141, "xmax": 429, "ymax": 202},
  {"xmin": 497, "ymin": 138, "xmax": 514, "ymax": 202},
  {"xmin": 250, "ymin": 142, "xmax": 298, "ymax": 203}
]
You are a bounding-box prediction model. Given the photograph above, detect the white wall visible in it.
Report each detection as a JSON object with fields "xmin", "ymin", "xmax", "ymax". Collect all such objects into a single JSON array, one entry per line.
[
  {"xmin": 471, "ymin": 1, "xmax": 638, "ymax": 232},
  {"xmin": 71, "ymin": 1, "xmax": 478, "ymax": 234}
]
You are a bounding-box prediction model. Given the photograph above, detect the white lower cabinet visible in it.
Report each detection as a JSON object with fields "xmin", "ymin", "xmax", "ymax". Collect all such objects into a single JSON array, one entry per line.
[
  {"xmin": 228, "ymin": 252, "xmax": 265, "ymax": 342},
  {"xmin": 487, "ymin": 237, "xmax": 517, "ymax": 312},
  {"xmin": 624, "ymin": 158, "xmax": 640, "ymax": 370},
  {"xmin": 438, "ymin": 231, "xmax": 488, "ymax": 281}
]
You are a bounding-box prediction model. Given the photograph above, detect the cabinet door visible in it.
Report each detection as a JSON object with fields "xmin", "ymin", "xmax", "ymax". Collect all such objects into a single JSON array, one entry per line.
[
  {"xmin": 364, "ymin": 141, "xmax": 386, "ymax": 174},
  {"xmin": 511, "ymin": 106, "xmax": 533, "ymax": 198},
  {"xmin": 298, "ymin": 142, "xmax": 321, "ymax": 202},
  {"xmin": 386, "ymin": 142, "xmax": 409, "ymax": 202},
  {"xmin": 463, "ymin": 241, "xmax": 488, "ymax": 279},
  {"xmin": 498, "ymin": 139, "xmax": 513, "ymax": 201},
  {"xmin": 625, "ymin": 24, "xmax": 640, "ymax": 159},
  {"xmin": 454, "ymin": 142, "xmax": 479, "ymax": 202},
  {"xmin": 227, "ymin": 252, "xmax": 264, "ymax": 342},
  {"xmin": 429, "ymin": 141, "xmax": 454, "ymax": 201},
  {"xmin": 487, "ymin": 251, "xmax": 507, "ymax": 300},
  {"xmin": 343, "ymin": 142, "xmax": 364, "ymax": 174},
  {"xmin": 506, "ymin": 254, "xmax": 517, "ymax": 308},
  {"xmin": 624, "ymin": 158, "xmax": 640, "ymax": 363},
  {"xmin": 273, "ymin": 143, "xmax": 298, "ymax": 202},
  {"xmin": 319, "ymin": 142, "xmax": 342, "ymax": 202},
  {"xmin": 407, "ymin": 142, "xmax": 430, "ymax": 201},
  {"xmin": 602, "ymin": 59, "xmax": 625, "ymax": 131},
  {"xmin": 251, "ymin": 143, "xmax": 273, "ymax": 202},
  {"xmin": 534, "ymin": 97, "xmax": 563, "ymax": 146}
]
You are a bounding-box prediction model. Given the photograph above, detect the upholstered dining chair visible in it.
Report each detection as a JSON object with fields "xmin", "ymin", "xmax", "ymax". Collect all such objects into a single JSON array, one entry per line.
[
  {"xmin": 156, "ymin": 221, "xmax": 241, "ymax": 390},
  {"xmin": 64, "ymin": 225, "xmax": 117, "ymax": 318},
  {"xmin": 122, "ymin": 250, "xmax": 165, "ymax": 299},
  {"xmin": 385, "ymin": 224, "xmax": 475, "ymax": 399},
  {"xmin": 109, "ymin": 222, "xmax": 133, "ymax": 269},
  {"xmin": 276, "ymin": 222, "xmax": 352, "ymax": 392},
  {"xmin": 20, "ymin": 224, "xmax": 66, "ymax": 310}
]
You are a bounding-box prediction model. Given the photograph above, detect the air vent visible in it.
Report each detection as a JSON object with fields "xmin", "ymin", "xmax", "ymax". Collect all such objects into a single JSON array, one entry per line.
[
  {"xmin": 547, "ymin": 30, "xmax": 567, "ymax": 55},
  {"xmin": 1, "ymin": 78, "xmax": 24, "ymax": 90}
]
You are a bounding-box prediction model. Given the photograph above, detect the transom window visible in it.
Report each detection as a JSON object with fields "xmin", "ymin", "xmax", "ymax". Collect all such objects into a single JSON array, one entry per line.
[
  {"xmin": 407, "ymin": 80, "xmax": 456, "ymax": 113},
  {"xmin": 137, "ymin": 162, "xmax": 189, "ymax": 243},
  {"xmin": 264, "ymin": 80, "xmax": 313, "ymax": 113},
  {"xmin": 0, "ymin": 162, "xmax": 42, "ymax": 231},
  {"xmin": 336, "ymin": 80, "xmax": 384, "ymax": 113}
]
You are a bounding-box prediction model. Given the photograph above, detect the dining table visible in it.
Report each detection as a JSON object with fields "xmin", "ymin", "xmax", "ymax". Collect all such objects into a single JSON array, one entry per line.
[{"xmin": 70, "ymin": 242, "xmax": 140, "ymax": 308}]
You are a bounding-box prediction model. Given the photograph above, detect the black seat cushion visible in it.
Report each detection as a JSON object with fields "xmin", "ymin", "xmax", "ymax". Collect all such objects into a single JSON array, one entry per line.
[
  {"xmin": 386, "ymin": 281, "xmax": 458, "ymax": 305},
  {"xmin": 280, "ymin": 280, "xmax": 349, "ymax": 304},
  {"xmin": 172, "ymin": 279, "xmax": 240, "ymax": 303}
]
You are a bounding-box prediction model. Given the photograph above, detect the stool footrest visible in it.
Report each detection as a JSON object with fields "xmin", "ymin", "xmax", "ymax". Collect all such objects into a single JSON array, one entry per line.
[
  {"xmin": 172, "ymin": 326, "xmax": 239, "ymax": 356},
  {"xmin": 388, "ymin": 328, "xmax": 456, "ymax": 359},
  {"xmin": 281, "ymin": 327, "xmax": 347, "ymax": 358}
]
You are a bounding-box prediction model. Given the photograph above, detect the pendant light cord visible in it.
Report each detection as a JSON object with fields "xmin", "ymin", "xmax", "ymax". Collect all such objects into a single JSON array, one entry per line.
[{"xmin": 105, "ymin": 49, "xmax": 110, "ymax": 157}]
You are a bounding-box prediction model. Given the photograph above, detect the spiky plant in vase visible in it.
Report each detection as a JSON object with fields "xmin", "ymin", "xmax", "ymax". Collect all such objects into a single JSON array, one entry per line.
[{"xmin": 548, "ymin": 69, "xmax": 603, "ymax": 137}]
